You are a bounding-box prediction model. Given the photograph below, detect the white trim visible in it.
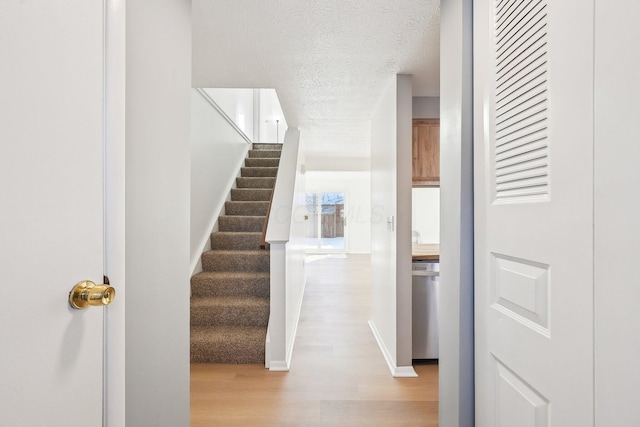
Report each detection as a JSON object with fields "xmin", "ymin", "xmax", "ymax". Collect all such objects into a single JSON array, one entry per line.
[
  {"xmin": 268, "ymin": 361, "xmax": 290, "ymax": 372},
  {"xmin": 394, "ymin": 366, "xmax": 419, "ymax": 378},
  {"xmin": 439, "ymin": 0, "xmax": 475, "ymax": 425},
  {"xmin": 265, "ymin": 329, "xmax": 270, "ymax": 369},
  {"xmin": 368, "ymin": 320, "xmax": 418, "ymax": 378},
  {"xmin": 103, "ymin": 0, "xmax": 126, "ymax": 425}
]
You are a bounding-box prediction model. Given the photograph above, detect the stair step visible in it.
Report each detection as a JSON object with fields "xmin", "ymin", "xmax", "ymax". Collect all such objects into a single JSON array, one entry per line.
[
  {"xmin": 225, "ymin": 201, "xmax": 269, "ymax": 216},
  {"xmin": 248, "ymin": 150, "xmax": 281, "ymax": 159},
  {"xmin": 230, "ymin": 188, "xmax": 272, "ymax": 201},
  {"xmin": 210, "ymin": 232, "xmax": 262, "ymax": 250},
  {"xmin": 252, "ymin": 143, "xmax": 282, "ymax": 151},
  {"xmin": 191, "ymin": 296, "xmax": 269, "ymax": 327},
  {"xmin": 190, "ymin": 144, "xmax": 279, "ymax": 365},
  {"xmin": 191, "ymin": 271, "xmax": 270, "ymax": 298},
  {"xmin": 202, "ymin": 249, "xmax": 270, "ymax": 272},
  {"xmin": 218, "ymin": 215, "xmax": 265, "ymax": 232},
  {"xmin": 191, "ymin": 325, "xmax": 266, "ymax": 363},
  {"xmin": 236, "ymin": 177, "xmax": 276, "ymax": 189},
  {"xmin": 245, "ymin": 158, "xmax": 280, "ymax": 168},
  {"xmin": 240, "ymin": 167, "xmax": 278, "ymax": 177}
]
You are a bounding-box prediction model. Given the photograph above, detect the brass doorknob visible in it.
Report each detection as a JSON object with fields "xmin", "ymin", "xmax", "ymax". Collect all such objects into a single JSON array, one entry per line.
[{"xmin": 69, "ymin": 280, "xmax": 116, "ymax": 309}]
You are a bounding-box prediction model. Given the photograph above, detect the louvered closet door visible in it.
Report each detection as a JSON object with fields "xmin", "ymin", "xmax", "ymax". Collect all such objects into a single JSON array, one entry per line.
[{"xmin": 474, "ymin": 0, "xmax": 594, "ymax": 426}]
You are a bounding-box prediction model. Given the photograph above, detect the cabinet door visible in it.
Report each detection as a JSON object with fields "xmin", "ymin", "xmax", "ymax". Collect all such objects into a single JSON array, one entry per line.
[{"xmin": 412, "ymin": 119, "xmax": 440, "ymax": 186}]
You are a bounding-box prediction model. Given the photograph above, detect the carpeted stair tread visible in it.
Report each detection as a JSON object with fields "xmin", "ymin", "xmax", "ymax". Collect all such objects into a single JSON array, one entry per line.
[
  {"xmin": 191, "ymin": 326, "xmax": 266, "ymax": 363},
  {"xmin": 240, "ymin": 166, "xmax": 278, "ymax": 177},
  {"xmin": 236, "ymin": 177, "xmax": 276, "ymax": 188},
  {"xmin": 191, "ymin": 296, "xmax": 269, "ymax": 327},
  {"xmin": 210, "ymin": 232, "xmax": 262, "ymax": 250},
  {"xmin": 248, "ymin": 150, "xmax": 281, "ymax": 158},
  {"xmin": 224, "ymin": 201, "xmax": 270, "ymax": 216},
  {"xmin": 251, "ymin": 143, "xmax": 282, "ymax": 150},
  {"xmin": 202, "ymin": 249, "xmax": 270, "ymax": 272},
  {"xmin": 244, "ymin": 158, "xmax": 280, "ymax": 168},
  {"xmin": 191, "ymin": 271, "xmax": 270, "ymax": 298},
  {"xmin": 230, "ymin": 188, "xmax": 273, "ymax": 201},
  {"xmin": 218, "ymin": 215, "xmax": 266, "ymax": 232}
]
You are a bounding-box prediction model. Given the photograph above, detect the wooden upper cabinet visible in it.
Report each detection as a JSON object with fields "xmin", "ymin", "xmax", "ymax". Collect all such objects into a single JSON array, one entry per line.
[{"xmin": 412, "ymin": 118, "xmax": 440, "ymax": 187}]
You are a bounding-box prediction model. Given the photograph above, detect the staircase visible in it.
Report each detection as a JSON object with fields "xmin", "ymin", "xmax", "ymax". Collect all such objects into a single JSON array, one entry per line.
[{"xmin": 190, "ymin": 143, "xmax": 282, "ymax": 363}]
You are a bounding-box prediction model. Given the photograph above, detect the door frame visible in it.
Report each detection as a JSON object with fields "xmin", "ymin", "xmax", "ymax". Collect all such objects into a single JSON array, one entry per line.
[
  {"xmin": 438, "ymin": 0, "xmax": 475, "ymax": 426},
  {"xmin": 104, "ymin": 0, "xmax": 126, "ymax": 425},
  {"xmin": 100, "ymin": 1, "xmax": 476, "ymax": 425}
]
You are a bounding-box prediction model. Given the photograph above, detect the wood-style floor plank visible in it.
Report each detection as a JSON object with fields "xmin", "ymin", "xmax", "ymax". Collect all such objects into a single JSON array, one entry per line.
[{"xmin": 191, "ymin": 254, "xmax": 438, "ymax": 426}]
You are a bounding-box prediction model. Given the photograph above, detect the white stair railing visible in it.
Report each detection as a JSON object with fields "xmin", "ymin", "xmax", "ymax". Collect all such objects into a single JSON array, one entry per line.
[{"xmin": 264, "ymin": 128, "xmax": 306, "ymax": 371}]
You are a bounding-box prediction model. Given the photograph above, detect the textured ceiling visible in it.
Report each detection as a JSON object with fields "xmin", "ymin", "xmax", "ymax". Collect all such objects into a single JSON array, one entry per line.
[{"xmin": 192, "ymin": 0, "xmax": 440, "ymax": 161}]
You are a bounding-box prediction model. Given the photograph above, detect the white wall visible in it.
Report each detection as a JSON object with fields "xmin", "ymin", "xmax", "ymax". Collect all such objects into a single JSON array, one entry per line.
[
  {"xmin": 305, "ymin": 171, "xmax": 372, "ymax": 254},
  {"xmin": 369, "ymin": 75, "xmax": 414, "ymax": 376},
  {"xmin": 203, "ymin": 88, "xmax": 254, "ymax": 139},
  {"xmin": 304, "ymin": 156, "xmax": 370, "ymax": 172},
  {"xmin": 440, "ymin": 0, "xmax": 475, "ymax": 425},
  {"xmin": 125, "ymin": 1, "xmax": 191, "ymax": 426},
  {"xmin": 594, "ymin": 1, "xmax": 640, "ymax": 425},
  {"xmin": 412, "ymin": 96, "xmax": 440, "ymax": 118},
  {"xmin": 200, "ymin": 87, "xmax": 288, "ymax": 144},
  {"xmin": 370, "ymin": 77, "xmax": 398, "ymax": 371},
  {"xmin": 412, "ymin": 188, "xmax": 440, "ymax": 244},
  {"xmin": 260, "ymin": 89, "xmax": 288, "ymax": 144},
  {"xmin": 191, "ymin": 89, "xmax": 250, "ymax": 273}
]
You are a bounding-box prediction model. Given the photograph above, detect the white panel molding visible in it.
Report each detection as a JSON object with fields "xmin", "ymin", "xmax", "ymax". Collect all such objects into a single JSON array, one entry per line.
[
  {"xmin": 495, "ymin": 357, "xmax": 549, "ymax": 427},
  {"xmin": 491, "ymin": 253, "xmax": 550, "ymax": 336}
]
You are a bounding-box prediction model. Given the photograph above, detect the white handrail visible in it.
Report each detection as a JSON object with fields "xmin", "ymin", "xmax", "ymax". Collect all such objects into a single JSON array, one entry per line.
[
  {"xmin": 195, "ymin": 88, "xmax": 252, "ymax": 144},
  {"xmin": 265, "ymin": 128, "xmax": 300, "ymax": 243}
]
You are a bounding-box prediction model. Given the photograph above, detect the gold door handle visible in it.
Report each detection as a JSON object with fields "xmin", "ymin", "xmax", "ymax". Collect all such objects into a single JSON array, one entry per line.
[{"xmin": 69, "ymin": 279, "xmax": 116, "ymax": 309}]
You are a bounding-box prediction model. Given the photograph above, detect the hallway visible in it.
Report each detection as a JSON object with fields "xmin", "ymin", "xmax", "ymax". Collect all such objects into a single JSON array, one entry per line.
[{"xmin": 191, "ymin": 254, "xmax": 438, "ymax": 426}]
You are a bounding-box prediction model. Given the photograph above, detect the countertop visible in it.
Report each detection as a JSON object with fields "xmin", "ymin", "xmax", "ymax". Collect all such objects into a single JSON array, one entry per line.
[{"xmin": 412, "ymin": 243, "xmax": 440, "ymax": 261}]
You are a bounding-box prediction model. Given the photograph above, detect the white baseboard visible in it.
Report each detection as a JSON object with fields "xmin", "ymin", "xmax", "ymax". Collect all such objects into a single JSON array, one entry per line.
[
  {"xmin": 368, "ymin": 320, "xmax": 418, "ymax": 378},
  {"xmin": 265, "ymin": 329, "xmax": 270, "ymax": 369},
  {"xmin": 393, "ymin": 366, "xmax": 418, "ymax": 377},
  {"xmin": 268, "ymin": 361, "xmax": 289, "ymax": 372}
]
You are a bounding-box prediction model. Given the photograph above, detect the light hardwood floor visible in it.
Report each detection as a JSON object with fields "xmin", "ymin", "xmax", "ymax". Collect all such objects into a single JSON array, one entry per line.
[{"xmin": 191, "ymin": 254, "xmax": 439, "ymax": 426}]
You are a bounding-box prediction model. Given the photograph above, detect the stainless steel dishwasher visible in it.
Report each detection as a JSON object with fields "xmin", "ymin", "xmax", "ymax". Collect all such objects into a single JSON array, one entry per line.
[{"xmin": 412, "ymin": 260, "xmax": 440, "ymax": 359}]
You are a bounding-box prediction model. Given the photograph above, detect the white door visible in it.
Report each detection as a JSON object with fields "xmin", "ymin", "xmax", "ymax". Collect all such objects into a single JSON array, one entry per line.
[
  {"xmin": 474, "ymin": 0, "xmax": 594, "ymax": 426},
  {"xmin": 0, "ymin": 2, "xmax": 107, "ymax": 426}
]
